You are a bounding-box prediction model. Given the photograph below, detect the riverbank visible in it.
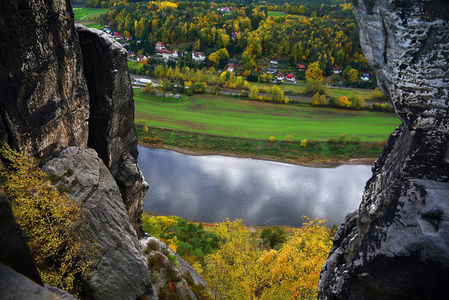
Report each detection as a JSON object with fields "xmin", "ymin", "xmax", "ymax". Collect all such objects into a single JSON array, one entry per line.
[{"xmin": 136, "ymin": 125, "xmax": 382, "ymax": 167}]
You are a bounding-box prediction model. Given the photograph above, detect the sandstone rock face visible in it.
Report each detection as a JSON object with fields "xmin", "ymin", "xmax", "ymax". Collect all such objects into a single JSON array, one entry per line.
[
  {"xmin": 318, "ymin": 1, "xmax": 449, "ymax": 299},
  {"xmin": 0, "ymin": 191, "xmax": 43, "ymax": 286},
  {"xmin": 42, "ymin": 147, "xmax": 155, "ymax": 300},
  {"xmin": 76, "ymin": 25, "xmax": 148, "ymax": 234},
  {"xmin": 0, "ymin": 0, "xmax": 89, "ymax": 159}
]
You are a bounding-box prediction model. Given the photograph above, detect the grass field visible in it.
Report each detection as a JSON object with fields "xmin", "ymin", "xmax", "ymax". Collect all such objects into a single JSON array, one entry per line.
[
  {"xmin": 73, "ymin": 8, "xmax": 108, "ymax": 22},
  {"xmin": 267, "ymin": 11, "xmax": 291, "ymax": 17},
  {"xmin": 134, "ymin": 89, "xmax": 399, "ymax": 142},
  {"xmin": 250, "ymin": 82, "xmax": 377, "ymax": 100}
]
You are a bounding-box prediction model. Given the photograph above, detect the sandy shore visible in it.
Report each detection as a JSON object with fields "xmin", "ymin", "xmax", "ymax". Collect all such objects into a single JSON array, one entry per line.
[{"xmin": 138, "ymin": 143, "xmax": 377, "ymax": 168}]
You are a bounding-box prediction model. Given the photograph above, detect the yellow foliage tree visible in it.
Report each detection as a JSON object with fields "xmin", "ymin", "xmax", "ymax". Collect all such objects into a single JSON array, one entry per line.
[
  {"xmin": 203, "ymin": 218, "xmax": 333, "ymax": 299},
  {"xmin": 249, "ymin": 85, "xmax": 259, "ymax": 100},
  {"xmin": 0, "ymin": 143, "xmax": 93, "ymax": 295}
]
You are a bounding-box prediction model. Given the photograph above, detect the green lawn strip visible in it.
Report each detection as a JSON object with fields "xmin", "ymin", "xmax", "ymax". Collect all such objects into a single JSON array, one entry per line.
[
  {"xmin": 136, "ymin": 125, "xmax": 386, "ymax": 164},
  {"xmin": 249, "ymin": 82, "xmax": 376, "ymax": 100},
  {"xmin": 73, "ymin": 8, "xmax": 108, "ymax": 21},
  {"xmin": 133, "ymin": 88, "xmax": 399, "ymax": 142}
]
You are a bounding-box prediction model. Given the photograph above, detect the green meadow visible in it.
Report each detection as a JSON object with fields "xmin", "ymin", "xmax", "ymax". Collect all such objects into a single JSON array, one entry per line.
[
  {"xmin": 134, "ymin": 88, "xmax": 399, "ymax": 142},
  {"xmin": 73, "ymin": 8, "xmax": 108, "ymax": 29}
]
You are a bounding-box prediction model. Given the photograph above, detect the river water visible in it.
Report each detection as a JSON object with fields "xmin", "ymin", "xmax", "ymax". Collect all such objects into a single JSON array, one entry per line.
[{"xmin": 138, "ymin": 147, "xmax": 372, "ymax": 227}]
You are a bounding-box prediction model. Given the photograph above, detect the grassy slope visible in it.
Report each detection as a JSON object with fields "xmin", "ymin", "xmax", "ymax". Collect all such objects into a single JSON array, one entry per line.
[{"xmin": 134, "ymin": 88, "xmax": 399, "ymax": 142}]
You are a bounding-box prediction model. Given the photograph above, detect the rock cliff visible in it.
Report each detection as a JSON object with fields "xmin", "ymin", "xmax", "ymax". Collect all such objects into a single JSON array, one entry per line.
[
  {"xmin": 0, "ymin": 0, "xmax": 89, "ymax": 159},
  {"xmin": 76, "ymin": 24, "xmax": 148, "ymax": 235},
  {"xmin": 43, "ymin": 147, "xmax": 155, "ymax": 300},
  {"xmin": 318, "ymin": 1, "xmax": 449, "ymax": 299}
]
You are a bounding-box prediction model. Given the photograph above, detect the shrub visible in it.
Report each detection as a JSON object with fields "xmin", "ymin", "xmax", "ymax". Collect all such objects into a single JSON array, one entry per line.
[
  {"xmin": 300, "ymin": 139, "xmax": 307, "ymax": 147},
  {"xmin": 0, "ymin": 143, "xmax": 93, "ymax": 295},
  {"xmin": 269, "ymin": 136, "xmax": 276, "ymax": 143},
  {"xmin": 337, "ymin": 96, "xmax": 351, "ymax": 108},
  {"xmin": 285, "ymin": 135, "xmax": 294, "ymax": 143}
]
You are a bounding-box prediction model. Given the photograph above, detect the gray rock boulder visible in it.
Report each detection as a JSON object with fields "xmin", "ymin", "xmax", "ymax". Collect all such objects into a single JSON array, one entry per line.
[
  {"xmin": 43, "ymin": 147, "xmax": 156, "ymax": 300},
  {"xmin": 0, "ymin": 264, "xmax": 61, "ymax": 300},
  {"xmin": 0, "ymin": 0, "xmax": 89, "ymax": 159},
  {"xmin": 318, "ymin": 1, "xmax": 449, "ymax": 299},
  {"xmin": 75, "ymin": 24, "xmax": 148, "ymax": 234}
]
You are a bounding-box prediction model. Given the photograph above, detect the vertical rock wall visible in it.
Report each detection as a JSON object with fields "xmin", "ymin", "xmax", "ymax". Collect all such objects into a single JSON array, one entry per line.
[
  {"xmin": 318, "ymin": 1, "xmax": 449, "ymax": 299},
  {"xmin": 0, "ymin": 0, "xmax": 89, "ymax": 159},
  {"xmin": 76, "ymin": 25, "xmax": 148, "ymax": 235}
]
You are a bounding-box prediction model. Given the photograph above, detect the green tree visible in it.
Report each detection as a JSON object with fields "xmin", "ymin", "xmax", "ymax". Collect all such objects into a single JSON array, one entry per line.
[{"xmin": 260, "ymin": 225, "xmax": 287, "ymax": 249}]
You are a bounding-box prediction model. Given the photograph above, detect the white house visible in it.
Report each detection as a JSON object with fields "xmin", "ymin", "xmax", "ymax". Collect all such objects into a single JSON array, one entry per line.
[
  {"xmin": 286, "ymin": 74, "xmax": 296, "ymax": 83},
  {"xmin": 361, "ymin": 73, "xmax": 370, "ymax": 81},
  {"xmin": 155, "ymin": 42, "xmax": 165, "ymax": 50},
  {"xmin": 276, "ymin": 73, "xmax": 285, "ymax": 81},
  {"xmin": 157, "ymin": 49, "xmax": 172, "ymax": 59},
  {"xmin": 192, "ymin": 51, "xmax": 206, "ymax": 62},
  {"xmin": 171, "ymin": 49, "xmax": 179, "ymax": 59}
]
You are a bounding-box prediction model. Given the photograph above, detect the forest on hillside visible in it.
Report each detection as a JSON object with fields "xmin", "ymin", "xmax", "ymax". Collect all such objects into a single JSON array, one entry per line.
[{"xmin": 80, "ymin": 0, "xmax": 368, "ymax": 78}]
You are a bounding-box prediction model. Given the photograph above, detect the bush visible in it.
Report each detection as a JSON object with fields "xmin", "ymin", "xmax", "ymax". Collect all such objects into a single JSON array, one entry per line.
[
  {"xmin": 300, "ymin": 139, "xmax": 307, "ymax": 147},
  {"xmin": 269, "ymin": 136, "xmax": 276, "ymax": 143},
  {"xmin": 285, "ymin": 135, "xmax": 294, "ymax": 143}
]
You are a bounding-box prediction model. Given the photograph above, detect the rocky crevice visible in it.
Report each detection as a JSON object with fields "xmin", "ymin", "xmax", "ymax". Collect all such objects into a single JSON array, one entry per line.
[{"xmin": 76, "ymin": 25, "xmax": 148, "ymax": 235}]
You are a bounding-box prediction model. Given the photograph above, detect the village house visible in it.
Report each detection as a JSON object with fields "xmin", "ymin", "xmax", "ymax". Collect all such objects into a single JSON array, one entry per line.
[
  {"xmin": 217, "ymin": 7, "xmax": 231, "ymax": 13},
  {"xmin": 171, "ymin": 49, "xmax": 179, "ymax": 59},
  {"xmin": 276, "ymin": 73, "xmax": 285, "ymax": 81},
  {"xmin": 155, "ymin": 42, "xmax": 165, "ymax": 50},
  {"xmin": 192, "ymin": 51, "xmax": 206, "ymax": 62},
  {"xmin": 286, "ymin": 74, "xmax": 297, "ymax": 83},
  {"xmin": 231, "ymin": 32, "xmax": 238, "ymax": 41},
  {"xmin": 136, "ymin": 54, "xmax": 147, "ymax": 62},
  {"xmin": 361, "ymin": 73, "xmax": 370, "ymax": 81},
  {"xmin": 113, "ymin": 32, "xmax": 123, "ymax": 40},
  {"xmin": 157, "ymin": 49, "xmax": 172, "ymax": 60},
  {"xmin": 227, "ymin": 64, "xmax": 235, "ymax": 73},
  {"xmin": 333, "ymin": 68, "xmax": 341, "ymax": 74},
  {"xmin": 298, "ymin": 64, "xmax": 306, "ymax": 71}
]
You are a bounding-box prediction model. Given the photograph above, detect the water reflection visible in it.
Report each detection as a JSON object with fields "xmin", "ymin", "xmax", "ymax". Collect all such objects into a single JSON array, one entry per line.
[{"xmin": 138, "ymin": 147, "xmax": 372, "ymax": 227}]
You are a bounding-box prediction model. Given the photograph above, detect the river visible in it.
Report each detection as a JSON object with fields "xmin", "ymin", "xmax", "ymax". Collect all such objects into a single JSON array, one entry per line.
[{"xmin": 138, "ymin": 147, "xmax": 372, "ymax": 227}]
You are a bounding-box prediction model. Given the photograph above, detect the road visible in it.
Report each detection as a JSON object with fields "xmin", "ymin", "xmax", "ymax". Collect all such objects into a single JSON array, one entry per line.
[{"xmin": 130, "ymin": 74, "xmax": 378, "ymax": 105}]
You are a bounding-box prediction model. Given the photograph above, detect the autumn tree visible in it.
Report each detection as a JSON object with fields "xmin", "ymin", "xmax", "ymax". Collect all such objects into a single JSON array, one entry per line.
[
  {"xmin": 249, "ymin": 85, "xmax": 259, "ymax": 100},
  {"xmin": 202, "ymin": 218, "xmax": 333, "ymax": 299},
  {"xmin": 347, "ymin": 68, "xmax": 359, "ymax": 82},
  {"xmin": 338, "ymin": 96, "xmax": 351, "ymax": 108},
  {"xmin": 349, "ymin": 95, "xmax": 365, "ymax": 110},
  {"xmin": 271, "ymin": 85, "xmax": 284, "ymax": 103},
  {"xmin": 305, "ymin": 62, "xmax": 324, "ymax": 81}
]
